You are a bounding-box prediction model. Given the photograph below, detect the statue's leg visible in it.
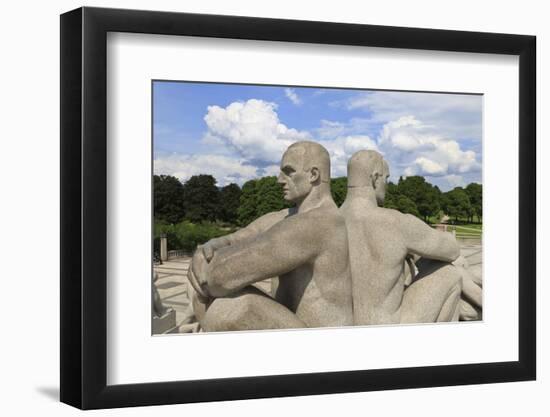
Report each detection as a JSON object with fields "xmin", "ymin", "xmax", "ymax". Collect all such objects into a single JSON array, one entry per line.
[
  {"xmin": 400, "ymin": 260, "xmax": 462, "ymax": 323},
  {"xmin": 187, "ymin": 280, "xmax": 207, "ymax": 324},
  {"xmin": 201, "ymin": 286, "xmax": 307, "ymax": 332},
  {"xmin": 459, "ymin": 299, "xmax": 482, "ymax": 321},
  {"xmin": 458, "ymin": 266, "xmax": 482, "ymax": 308}
]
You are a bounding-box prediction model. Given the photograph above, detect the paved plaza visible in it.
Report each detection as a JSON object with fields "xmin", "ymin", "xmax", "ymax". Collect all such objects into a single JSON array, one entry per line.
[
  {"xmin": 154, "ymin": 257, "xmax": 194, "ymax": 332},
  {"xmin": 459, "ymin": 242, "xmax": 483, "ymax": 283}
]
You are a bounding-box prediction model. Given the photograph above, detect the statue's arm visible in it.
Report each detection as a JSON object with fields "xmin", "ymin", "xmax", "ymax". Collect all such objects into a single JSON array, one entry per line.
[
  {"xmin": 201, "ymin": 209, "xmax": 290, "ymax": 260},
  {"xmin": 401, "ymin": 214, "xmax": 460, "ymax": 262},
  {"xmin": 202, "ymin": 213, "xmax": 321, "ymax": 297},
  {"xmin": 231, "ymin": 209, "xmax": 290, "ymax": 242}
]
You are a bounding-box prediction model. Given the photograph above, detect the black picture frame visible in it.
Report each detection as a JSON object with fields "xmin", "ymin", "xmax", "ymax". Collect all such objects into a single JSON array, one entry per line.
[{"xmin": 60, "ymin": 6, "xmax": 536, "ymax": 410}]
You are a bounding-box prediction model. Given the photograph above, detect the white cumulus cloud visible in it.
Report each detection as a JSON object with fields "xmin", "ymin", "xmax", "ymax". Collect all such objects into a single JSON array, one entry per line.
[
  {"xmin": 203, "ymin": 99, "xmax": 310, "ymax": 164},
  {"xmin": 412, "ymin": 157, "xmax": 446, "ymax": 176},
  {"xmin": 284, "ymin": 88, "xmax": 302, "ymax": 105},
  {"xmin": 320, "ymin": 135, "xmax": 378, "ymax": 177},
  {"xmin": 162, "ymin": 98, "xmax": 481, "ymax": 191},
  {"xmin": 378, "ymin": 115, "xmax": 481, "ymax": 181},
  {"xmin": 345, "ymin": 90, "xmax": 482, "ymax": 142},
  {"xmin": 316, "ymin": 120, "xmax": 346, "ymax": 139},
  {"xmin": 444, "ymin": 174, "xmax": 466, "ymax": 188},
  {"xmin": 200, "ymin": 99, "xmax": 379, "ymax": 179},
  {"xmin": 154, "ymin": 153, "xmax": 259, "ymax": 186}
]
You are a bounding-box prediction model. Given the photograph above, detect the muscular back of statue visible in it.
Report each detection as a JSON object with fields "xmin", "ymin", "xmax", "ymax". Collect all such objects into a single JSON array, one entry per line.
[
  {"xmin": 340, "ymin": 150, "xmax": 463, "ymax": 325},
  {"xmin": 271, "ymin": 206, "xmax": 351, "ymax": 328}
]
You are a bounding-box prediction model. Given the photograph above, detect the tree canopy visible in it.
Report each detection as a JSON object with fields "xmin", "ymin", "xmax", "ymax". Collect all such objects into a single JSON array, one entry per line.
[
  {"xmin": 441, "ymin": 187, "xmax": 472, "ymax": 222},
  {"xmin": 153, "ymin": 175, "xmax": 185, "ymax": 224},
  {"xmin": 465, "ymin": 183, "xmax": 483, "ymax": 222},
  {"xmin": 182, "ymin": 174, "xmax": 220, "ymax": 222},
  {"xmin": 238, "ymin": 176, "xmax": 290, "ymax": 225},
  {"xmin": 153, "ymin": 173, "xmax": 481, "ymax": 227},
  {"xmin": 330, "ymin": 177, "xmax": 348, "ymax": 207},
  {"xmin": 219, "ymin": 183, "xmax": 242, "ymax": 224},
  {"xmin": 396, "ymin": 176, "xmax": 441, "ymax": 221},
  {"xmin": 384, "ymin": 183, "xmax": 421, "ymax": 217}
]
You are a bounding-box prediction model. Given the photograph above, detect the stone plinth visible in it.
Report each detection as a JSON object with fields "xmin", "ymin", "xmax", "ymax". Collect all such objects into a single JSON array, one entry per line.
[{"xmin": 152, "ymin": 308, "xmax": 176, "ymax": 334}]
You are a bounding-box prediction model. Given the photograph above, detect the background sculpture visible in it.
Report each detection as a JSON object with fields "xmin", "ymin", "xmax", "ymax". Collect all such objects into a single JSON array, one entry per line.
[{"xmin": 152, "ymin": 272, "xmax": 177, "ymax": 334}]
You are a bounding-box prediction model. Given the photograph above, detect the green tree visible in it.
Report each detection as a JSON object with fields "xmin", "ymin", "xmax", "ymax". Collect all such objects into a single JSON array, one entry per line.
[
  {"xmin": 383, "ymin": 181, "xmax": 400, "ymax": 203},
  {"xmin": 384, "ymin": 193, "xmax": 420, "ymax": 217},
  {"xmin": 237, "ymin": 179, "xmax": 258, "ymax": 226},
  {"xmin": 237, "ymin": 176, "xmax": 289, "ymax": 226},
  {"xmin": 397, "ymin": 176, "xmax": 440, "ymax": 222},
  {"xmin": 383, "ymin": 181, "xmax": 400, "ymax": 209},
  {"xmin": 219, "ymin": 183, "xmax": 242, "ymax": 224},
  {"xmin": 465, "ymin": 183, "xmax": 482, "ymax": 223},
  {"xmin": 255, "ymin": 176, "xmax": 289, "ymax": 217},
  {"xmin": 330, "ymin": 177, "xmax": 348, "ymax": 207},
  {"xmin": 182, "ymin": 174, "xmax": 220, "ymax": 222},
  {"xmin": 442, "ymin": 187, "xmax": 471, "ymax": 223},
  {"xmin": 153, "ymin": 175, "xmax": 185, "ymax": 224}
]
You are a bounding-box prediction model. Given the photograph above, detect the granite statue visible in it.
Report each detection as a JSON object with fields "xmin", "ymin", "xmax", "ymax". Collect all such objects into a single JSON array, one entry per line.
[
  {"xmin": 339, "ymin": 151, "xmax": 462, "ymax": 323},
  {"xmin": 340, "ymin": 150, "xmax": 480, "ymax": 324},
  {"xmin": 186, "ymin": 145, "xmax": 482, "ymax": 331},
  {"xmin": 152, "ymin": 272, "xmax": 177, "ymax": 334},
  {"xmin": 187, "ymin": 141, "xmax": 353, "ymax": 331}
]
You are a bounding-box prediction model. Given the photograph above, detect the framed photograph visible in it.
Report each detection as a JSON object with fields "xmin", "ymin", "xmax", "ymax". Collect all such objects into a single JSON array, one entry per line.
[{"xmin": 60, "ymin": 6, "xmax": 536, "ymax": 409}]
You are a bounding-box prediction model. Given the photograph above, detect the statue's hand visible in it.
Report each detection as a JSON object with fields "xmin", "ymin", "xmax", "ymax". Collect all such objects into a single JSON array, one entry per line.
[
  {"xmin": 187, "ymin": 248, "xmax": 211, "ymax": 304},
  {"xmin": 201, "ymin": 237, "xmax": 230, "ymax": 262}
]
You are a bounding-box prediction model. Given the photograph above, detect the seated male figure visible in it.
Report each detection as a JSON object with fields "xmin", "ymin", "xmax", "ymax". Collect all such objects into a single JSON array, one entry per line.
[
  {"xmin": 188, "ymin": 141, "xmax": 353, "ymax": 331},
  {"xmin": 339, "ymin": 150, "xmax": 463, "ymax": 325}
]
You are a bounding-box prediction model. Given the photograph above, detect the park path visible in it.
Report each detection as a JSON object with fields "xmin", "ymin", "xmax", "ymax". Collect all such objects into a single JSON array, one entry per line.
[
  {"xmin": 154, "ymin": 258, "xmax": 195, "ymax": 331},
  {"xmin": 459, "ymin": 243, "xmax": 482, "ymax": 283}
]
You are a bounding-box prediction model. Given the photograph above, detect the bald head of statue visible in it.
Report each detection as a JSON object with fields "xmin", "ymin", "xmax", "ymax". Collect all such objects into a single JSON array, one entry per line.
[
  {"xmin": 277, "ymin": 141, "xmax": 331, "ymax": 204},
  {"xmin": 347, "ymin": 150, "xmax": 390, "ymax": 205}
]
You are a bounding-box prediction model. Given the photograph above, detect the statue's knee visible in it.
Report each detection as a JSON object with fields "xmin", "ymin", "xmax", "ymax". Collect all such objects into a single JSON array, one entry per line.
[
  {"xmin": 442, "ymin": 264, "xmax": 463, "ymax": 288},
  {"xmin": 448, "ymin": 274, "xmax": 462, "ymax": 301},
  {"xmin": 202, "ymin": 294, "xmax": 255, "ymax": 332}
]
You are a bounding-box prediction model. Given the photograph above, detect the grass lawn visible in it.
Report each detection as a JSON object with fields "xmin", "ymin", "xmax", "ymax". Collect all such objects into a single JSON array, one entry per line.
[
  {"xmin": 453, "ymin": 222, "xmax": 482, "ymax": 229},
  {"xmin": 452, "ymin": 225, "xmax": 482, "ymax": 236},
  {"xmin": 430, "ymin": 216, "xmax": 483, "ymax": 237}
]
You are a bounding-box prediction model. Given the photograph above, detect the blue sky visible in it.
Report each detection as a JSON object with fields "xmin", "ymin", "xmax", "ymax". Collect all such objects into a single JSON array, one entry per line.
[{"xmin": 153, "ymin": 81, "xmax": 482, "ymax": 191}]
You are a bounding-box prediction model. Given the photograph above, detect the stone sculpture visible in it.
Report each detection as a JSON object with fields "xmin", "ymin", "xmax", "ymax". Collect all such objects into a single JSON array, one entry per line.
[
  {"xmin": 186, "ymin": 145, "xmax": 482, "ymax": 331},
  {"xmin": 152, "ymin": 272, "xmax": 168, "ymax": 318},
  {"xmin": 152, "ymin": 272, "xmax": 177, "ymax": 334},
  {"xmin": 454, "ymin": 255, "xmax": 483, "ymax": 320},
  {"xmin": 187, "ymin": 141, "xmax": 353, "ymax": 331},
  {"xmin": 339, "ymin": 150, "xmax": 463, "ymax": 324}
]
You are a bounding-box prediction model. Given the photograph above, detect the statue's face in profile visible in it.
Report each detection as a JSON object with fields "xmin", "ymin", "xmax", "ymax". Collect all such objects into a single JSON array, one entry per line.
[
  {"xmin": 375, "ymin": 164, "xmax": 390, "ymax": 205},
  {"xmin": 277, "ymin": 148, "xmax": 313, "ymax": 203}
]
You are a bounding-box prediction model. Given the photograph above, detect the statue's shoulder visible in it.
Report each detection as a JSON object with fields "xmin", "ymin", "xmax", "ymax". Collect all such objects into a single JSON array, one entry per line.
[
  {"xmin": 282, "ymin": 207, "xmax": 297, "ymax": 218},
  {"xmin": 262, "ymin": 207, "xmax": 293, "ymax": 222},
  {"xmin": 370, "ymin": 206, "xmax": 404, "ymax": 227},
  {"xmin": 248, "ymin": 208, "xmax": 293, "ymax": 233},
  {"xmin": 305, "ymin": 205, "xmax": 346, "ymax": 232}
]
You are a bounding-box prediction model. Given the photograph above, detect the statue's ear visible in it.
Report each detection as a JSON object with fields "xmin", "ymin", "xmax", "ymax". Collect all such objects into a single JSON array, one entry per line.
[
  {"xmin": 310, "ymin": 167, "xmax": 320, "ymax": 183},
  {"xmin": 371, "ymin": 171, "xmax": 380, "ymax": 189}
]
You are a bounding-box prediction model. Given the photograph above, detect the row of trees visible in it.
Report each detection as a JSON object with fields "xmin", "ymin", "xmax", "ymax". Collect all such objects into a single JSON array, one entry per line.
[
  {"xmin": 384, "ymin": 177, "xmax": 482, "ymax": 223},
  {"xmin": 154, "ymin": 174, "xmax": 241, "ymax": 224},
  {"xmin": 154, "ymin": 174, "xmax": 482, "ymax": 228},
  {"xmin": 444, "ymin": 183, "xmax": 482, "ymax": 223}
]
